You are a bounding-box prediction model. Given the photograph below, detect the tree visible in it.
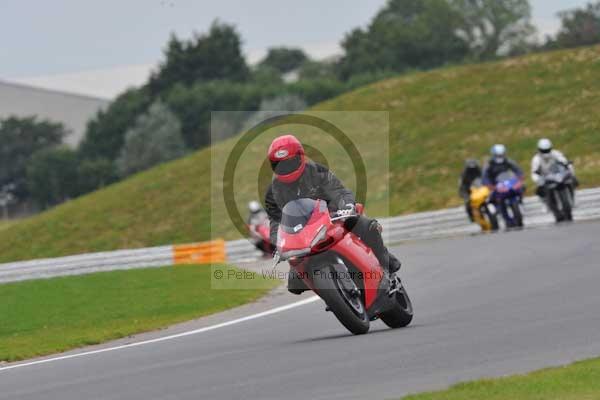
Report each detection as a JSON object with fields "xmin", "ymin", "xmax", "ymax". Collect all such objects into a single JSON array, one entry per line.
[
  {"xmin": 0, "ymin": 116, "xmax": 67, "ymax": 200},
  {"xmin": 258, "ymin": 47, "xmax": 308, "ymax": 74},
  {"xmin": 165, "ymin": 81, "xmax": 275, "ymax": 149},
  {"xmin": 26, "ymin": 147, "xmax": 79, "ymax": 207},
  {"xmin": 552, "ymin": 1, "xmax": 600, "ymax": 49},
  {"xmin": 451, "ymin": 0, "xmax": 536, "ymax": 59},
  {"xmin": 148, "ymin": 22, "xmax": 250, "ymax": 94},
  {"xmin": 251, "ymin": 65, "xmax": 285, "ymax": 86},
  {"xmin": 77, "ymin": 158, "xmax": 118, "ymax": 194},
  {"xmin": 79, "ymin": 87, "xmax": 152, "ymax": 162},
  {"xmin": 338, "ymin": 0, "xmax": 469, "ymax": 79},
  {"xmin": 242, "ymin": 94, "xmax": 307, "ymax": 132},
  {"xmin": 116, "ymin": 101, "xmax": 187, "ymax": 177},
  {"xmin": 297, "ymin": 60, "xmax": 337, "ymax": 81}
]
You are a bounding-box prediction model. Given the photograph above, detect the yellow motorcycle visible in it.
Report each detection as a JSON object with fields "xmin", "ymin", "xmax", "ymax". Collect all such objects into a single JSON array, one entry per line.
[{"xmin": 469, "ymin": 182, "xmax": 499, "ymax": 232}]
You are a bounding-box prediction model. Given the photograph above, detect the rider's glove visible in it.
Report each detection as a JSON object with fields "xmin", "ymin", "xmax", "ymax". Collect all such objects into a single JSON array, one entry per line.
[{"xmin": 336, "ymin": 203, "xmax": 355, "ymax": 217}]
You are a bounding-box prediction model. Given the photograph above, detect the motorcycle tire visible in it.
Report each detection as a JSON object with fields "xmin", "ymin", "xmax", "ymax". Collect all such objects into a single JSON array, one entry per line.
[
  {"xmin": 559, "ymin": 188, "xmax": 573, "ymax": 221},
  {"xmin": 379, "ymin": 284, "xmax": 413, "ymax": 329},
  {"xmin": 314, "ymin": 266, "xmax": 370, "ymax": 335},
  {"xmin": 510, "ymin": 202, "xmax": 524, "ymax": 227},
  {"xmin": 485, "ymin": 206, "xmax": 499, "ymax": 231},
  {"xmin": 548, "ymin": 188, "xmax": 564, "ymax": 222}
]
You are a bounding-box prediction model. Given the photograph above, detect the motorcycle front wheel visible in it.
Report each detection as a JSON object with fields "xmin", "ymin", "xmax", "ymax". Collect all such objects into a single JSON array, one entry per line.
[
  {"xmin": 548, "ymin": 188, "xmax": 563, "ymax": 222},
  {"xmin": 509, "ymin": 201, "xmax": 524, "ymax": 227},
  {"xmin": 559, "ymin": 188, "xmax": 573, "ymax": 221},
  {"xmin": 314, "ymin": 266, "xmax": 370, "ymax": 335},
  {"xmin": 379, "ymin": 282, "xmax": 413, "ymax": 329},
  {"xmin": 484, "ymin": 205, "xmax": 499, "ymax": 231}
]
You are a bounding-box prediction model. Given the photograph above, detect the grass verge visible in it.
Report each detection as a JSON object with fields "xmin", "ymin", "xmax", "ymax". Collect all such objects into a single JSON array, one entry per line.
[
  {"xmin": 0, "ymin": 220, "xmax": 13, "ymax": 232},
  {"xmin": 0, "ymin": 264, "xmax": 277, "ymax": 362},
  {"xmin": 403, "ymin": 357, "xmax": 600, "ymax": 400}
]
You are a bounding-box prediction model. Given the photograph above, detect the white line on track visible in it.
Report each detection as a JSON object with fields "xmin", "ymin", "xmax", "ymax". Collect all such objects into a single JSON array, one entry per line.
[{"xmin": 0, "ymin": 295, "xmax": 320, "ymax": 373}]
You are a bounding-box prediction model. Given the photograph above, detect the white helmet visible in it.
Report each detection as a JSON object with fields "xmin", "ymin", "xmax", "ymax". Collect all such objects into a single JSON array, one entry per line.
[
  {"xmin": 248, "ymin": 201, "xmax": 262, "ymax": 213},
  {"xmin": 491, "ymin": 144, "xmax": 506, "ymax": 164},
  {"xmin": 537, "ymin": 138, "xmax": 552, "ymax": 154}
]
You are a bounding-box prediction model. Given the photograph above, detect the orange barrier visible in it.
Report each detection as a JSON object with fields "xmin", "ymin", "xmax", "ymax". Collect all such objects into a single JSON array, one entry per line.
[{"xmin": 172, "ymin": 240, "xmax": 226, "ymax": 265}]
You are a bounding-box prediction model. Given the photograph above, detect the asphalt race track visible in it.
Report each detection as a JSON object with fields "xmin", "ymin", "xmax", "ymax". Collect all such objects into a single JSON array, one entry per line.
[{"xmin": 2, "ymin": 220, "xmax": 600, "ymax": 400}]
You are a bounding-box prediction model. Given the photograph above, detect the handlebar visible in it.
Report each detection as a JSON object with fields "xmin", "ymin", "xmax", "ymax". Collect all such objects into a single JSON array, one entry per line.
[{"xmin": 330, "ymin": 213, "xmax": 360, "ymax": 222}]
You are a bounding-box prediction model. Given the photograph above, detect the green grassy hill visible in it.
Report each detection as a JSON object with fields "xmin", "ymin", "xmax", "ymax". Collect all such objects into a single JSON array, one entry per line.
[{"xmin": 2, "ymin": 45, "xmax": 600, "ymax": 263}]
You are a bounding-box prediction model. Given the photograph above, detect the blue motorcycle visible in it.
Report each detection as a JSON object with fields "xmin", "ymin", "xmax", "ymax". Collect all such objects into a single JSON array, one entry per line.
[{"xmin": 491, "ymin": 171, "xmax": 525, "ymax": 228}]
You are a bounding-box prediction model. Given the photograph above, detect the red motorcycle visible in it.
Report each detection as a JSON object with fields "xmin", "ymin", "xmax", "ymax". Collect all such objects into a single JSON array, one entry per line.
[
  {"xmin": 274, "ymin": 198, "xmax": 413, "ymax": 335},
  {"xmin": 248, "ymin": 217, "xmax": 274, "ymax": 256}
]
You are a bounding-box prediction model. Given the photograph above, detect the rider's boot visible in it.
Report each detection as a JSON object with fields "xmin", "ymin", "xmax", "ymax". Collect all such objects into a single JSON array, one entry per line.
[
  {"xmin": 382, "ymin": 253, "xmax": 401, "ymax": 274},
  {"xmin": 370, "ymin": 237, "xmax": 401, "ymax": 274},
  {"xmin": 363, "ymin": 219, "xmax": 401, "ymax": 274}
]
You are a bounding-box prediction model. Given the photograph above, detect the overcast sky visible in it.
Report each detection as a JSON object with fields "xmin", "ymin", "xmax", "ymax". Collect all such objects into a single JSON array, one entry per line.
[{"xmin": 0, "ymin": 0, "xmax": 590, "ymax": 97}]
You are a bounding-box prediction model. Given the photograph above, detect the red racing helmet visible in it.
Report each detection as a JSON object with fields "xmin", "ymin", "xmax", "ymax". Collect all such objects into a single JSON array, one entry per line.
[{"xmin": 268, "ymin": 135, "xmax": 306, "ymax": 183}]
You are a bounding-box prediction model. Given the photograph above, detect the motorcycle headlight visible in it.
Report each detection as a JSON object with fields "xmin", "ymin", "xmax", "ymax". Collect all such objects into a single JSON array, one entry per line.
[
  {"xmin": 310, "ymin": 226, "xmax": 327, "ymax": 248},
  {"xmin": 280, "ymin": 248, "xmax": 310, "ymax": 260}
]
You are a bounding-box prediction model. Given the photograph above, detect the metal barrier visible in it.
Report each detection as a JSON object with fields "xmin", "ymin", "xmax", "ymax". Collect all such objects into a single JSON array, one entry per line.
[
  {"xmin": 173, "ymin": 240, "xmax": 226, "ymax": 265},
  {"xmin": 1, "ymin": 188, "xmax": 599, "ymax": 284},
  {"xmin": 0, "ymin": 240, "xmax": 226, "ymax": 284}
]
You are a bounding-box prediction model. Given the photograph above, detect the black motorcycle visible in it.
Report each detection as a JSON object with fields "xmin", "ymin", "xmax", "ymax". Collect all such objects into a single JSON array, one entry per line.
[{"xmin": 543, "ymin": 161, "xmax": 575, "ymax": 222}]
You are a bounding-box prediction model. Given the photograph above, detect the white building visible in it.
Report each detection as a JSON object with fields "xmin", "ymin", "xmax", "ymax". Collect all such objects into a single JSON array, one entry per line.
[{"xmin": 0, "ymin": 80, "xmax": 109, "ymax": 147}]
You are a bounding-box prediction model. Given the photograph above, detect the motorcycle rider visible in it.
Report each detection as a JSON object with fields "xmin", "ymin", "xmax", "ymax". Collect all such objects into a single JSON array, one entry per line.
[
  {"xmin": 531, "ymin": 138, "xmax": 578, "ymax": 201},
  {"xmin": 264, "ymin": 134, "xmax": 401, "ymax": 294},
  {"xmin": 458, "ymin": 159, "xmax": 483, "ymax": 221},
  {"xmin": 247, "ymin": 200, "xmax": 268, "ymax": 225},
  {"xmin": 247, "ymin": 200, "xmax": 272, "ymax": 254},
  {"xmin": 482, "ymin": 144, "xmax": 525, "ymax": 188}
]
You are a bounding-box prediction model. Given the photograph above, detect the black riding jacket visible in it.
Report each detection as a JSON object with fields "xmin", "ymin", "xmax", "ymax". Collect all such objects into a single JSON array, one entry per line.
[
  {"xmin": 265, "ymin": 161, "xmax": 355, "ymax": 244},
  {"xmin": 458, "ymin": 167, "xmax": 482, "ymax": 199}
]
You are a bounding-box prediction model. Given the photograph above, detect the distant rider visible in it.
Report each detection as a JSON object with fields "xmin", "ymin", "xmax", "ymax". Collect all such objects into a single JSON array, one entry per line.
[
  {"xmin": 264, "ymin": 134, "xmax": 401, "ymax": 294},
  {"xmin": 247, "ymin": 200, "xmax": 268, "ymax": 226},
  {"xmin": 458, "ymin": 159, "xmax": 483, "ymax": 221},
  {"xmin": 482, "ymin": 144, "xmax": 524, "ymax": 188},
  {"xmin": 531, "ymin": 138, "xmax": 578, "ymax": 201},
  {"xmin": 247, "ymin": 200, "xmax": 272, "ymax": 254}
]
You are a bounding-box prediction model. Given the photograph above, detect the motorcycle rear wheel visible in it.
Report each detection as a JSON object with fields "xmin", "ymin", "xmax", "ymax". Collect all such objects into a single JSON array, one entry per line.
[{"xmin": 315, "ymin": 266, "xmax": 370, "ymax": 335}]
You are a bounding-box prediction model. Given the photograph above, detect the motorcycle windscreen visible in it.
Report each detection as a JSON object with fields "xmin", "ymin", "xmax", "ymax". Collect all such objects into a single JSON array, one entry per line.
[
  {"xmin": 280, "ymin": 198, "xmax": 325, "ymax": 234},
  {"xmin": 470, "ymin": 177, "xmax": 484, "ymax": 188},
  {"xmin": 496, "ymin": 171, "xmax": 517, "ymax": 182},
  {"xmin": 549, "ymin": 162, "xmax": 567, "ymax": 174}
]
